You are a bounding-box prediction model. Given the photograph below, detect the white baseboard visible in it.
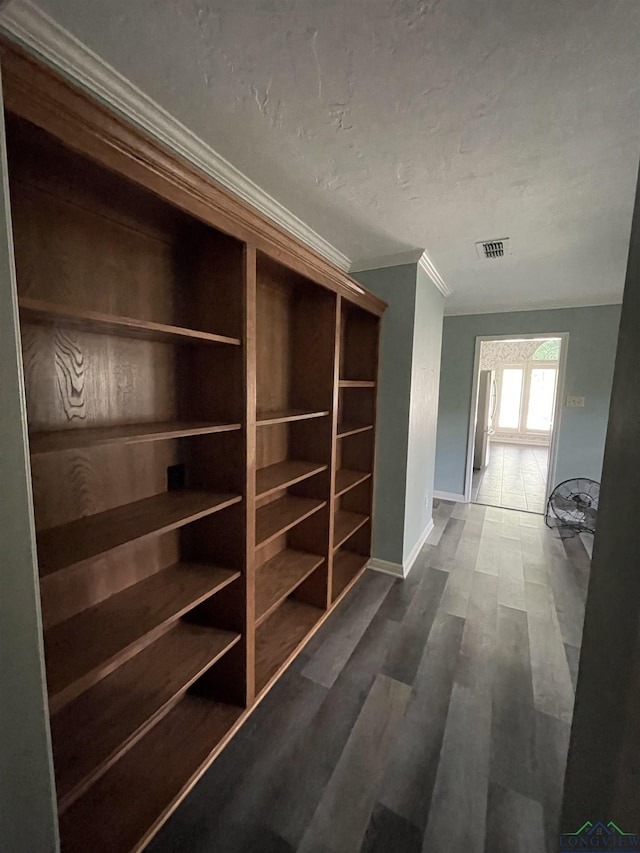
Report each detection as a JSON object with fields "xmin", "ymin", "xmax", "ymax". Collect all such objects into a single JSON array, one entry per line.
[
  {"xmin": 369, "ymin": 518, "xmax": 435, "ymax": 580},
  {"xmin": 403, "ymin": 518, "xmax": 434, "ymax": 576},
  {"xmin": 368, "ymin": 557, "xmax": 404, "ymax": 578},
  {"xmin": 434, "ymin": 490, "xmax": 466, "ymax": 503}
]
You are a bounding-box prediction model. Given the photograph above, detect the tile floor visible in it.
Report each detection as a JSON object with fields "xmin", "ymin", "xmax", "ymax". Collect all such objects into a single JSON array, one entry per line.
[{"xmin": 472, "ymin": 442, "xmax": 549, "ymax": 514}]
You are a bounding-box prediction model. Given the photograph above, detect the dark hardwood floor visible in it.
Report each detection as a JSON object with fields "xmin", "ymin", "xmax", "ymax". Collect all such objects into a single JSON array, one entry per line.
[{"xmin": 149, "ymin": 500, "xmax": 589, "ymax": 853}]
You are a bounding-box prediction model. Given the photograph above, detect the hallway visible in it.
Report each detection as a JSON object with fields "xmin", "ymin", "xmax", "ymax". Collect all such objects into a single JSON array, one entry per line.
[
  {"xmin": 473, "ymin": 442, "xmax": 550, "ymax": 514},
  {"xmin": 150, "ymin": 499, "xmax": 588, "ymax": 853}
]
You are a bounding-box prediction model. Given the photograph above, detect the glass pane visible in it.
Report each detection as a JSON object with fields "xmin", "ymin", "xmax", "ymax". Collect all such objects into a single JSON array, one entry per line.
[
  {"xmin": 526, "ymin": 368, "xmax": 557, "ymax": 431},
  {"xmin": 532, "ymin": 339, "xmax": 560, "ymax": 360},
  {"xmin": 498, "ymin": 368, "xmax": 523, "ymax": 429}
]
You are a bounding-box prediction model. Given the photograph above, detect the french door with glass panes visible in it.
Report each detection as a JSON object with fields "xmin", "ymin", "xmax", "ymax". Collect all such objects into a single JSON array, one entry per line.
[{"xmin": 495, "ymin": 361, "xmax": 558, "ymax": 441}]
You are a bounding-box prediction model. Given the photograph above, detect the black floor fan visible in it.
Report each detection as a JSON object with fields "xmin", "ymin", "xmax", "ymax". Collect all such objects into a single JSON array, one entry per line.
[{"xmin": 545, "ymin": 478, "xmax": 599, "ymax": 534}]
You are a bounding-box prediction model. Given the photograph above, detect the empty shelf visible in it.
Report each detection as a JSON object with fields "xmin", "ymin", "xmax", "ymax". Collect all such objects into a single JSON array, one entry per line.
[
  {"xmin": 256, "ymin": 459, "xmax": 327, "ymax": 498},
  {"xmin": 256, "ymin": 495, "xmax": 326, "ymax": 548},
  {"xmin": 333, "ymin": 510, "xmax": 369, "ymax": 550},
  {"xmin": 52, "ymin": 623, "xmax": 240, "ymax": 811},
  {"xmin": 256, "ymin": 409, "xmax": 329, "ymax": 426},
  {"xmin": 255, "ymin": 550, "xmax": 324, "ymax": 625},
  {"xmin": 44, "ymin": 562, "xmax": 240, "ymax": 712},
  {"xmin": 37, "ymin": 490, "xmax": 242, "ymax": 577},
  {"xmin": 334, "ymin": 468, "xmax": 372, "ymax": 497},
  {"xmin": 255, "ymin": 599, "xmax": 322, "ymax": 695},
  {"xmin": 58, "ymin": 694, "xmax": 244, "ymax": 853},
  {"xmin": 338, "ymin": 380, "xmax": 376, "ymax": 388},
  {"xmin": 337, "ymin": 423, "xmax": 374, "ymax": 438},
  {"xmin": 332, "ymin": 550, "xmax": 368, "ymax": 601},
  {"xmin": 30, "ymin": 421, "xmax": 242, "ymax": 455},
  {"xmin": 19, "ymin": 297, "xmax": 241, "ymax": 346}
]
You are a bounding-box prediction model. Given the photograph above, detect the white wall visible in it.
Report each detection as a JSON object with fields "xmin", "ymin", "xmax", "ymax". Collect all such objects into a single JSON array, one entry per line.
[
  {"xmin": 354, "ymin": 262, "xmax": 444, "ymax": 573},
  {"xmin": 403, "ymin": 264, "xmax": 444, "ymax": 563}
]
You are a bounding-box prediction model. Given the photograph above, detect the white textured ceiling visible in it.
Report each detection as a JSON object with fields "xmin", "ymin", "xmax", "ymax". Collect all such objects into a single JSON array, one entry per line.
[{"xmin": 27, "ymin": 0, "xmax": 640, "ymax": 313}]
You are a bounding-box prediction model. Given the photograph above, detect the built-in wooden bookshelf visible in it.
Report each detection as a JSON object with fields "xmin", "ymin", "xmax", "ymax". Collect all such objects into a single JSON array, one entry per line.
[{"xmin": 2, "ymin": 40, "xmax": 384, "ymax": 853}]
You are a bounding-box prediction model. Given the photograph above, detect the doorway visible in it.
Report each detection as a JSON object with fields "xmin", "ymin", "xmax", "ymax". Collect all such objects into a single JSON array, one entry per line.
[{"xmin": 466, "ymin": 334, "xmax": 568, "ymax": 513}]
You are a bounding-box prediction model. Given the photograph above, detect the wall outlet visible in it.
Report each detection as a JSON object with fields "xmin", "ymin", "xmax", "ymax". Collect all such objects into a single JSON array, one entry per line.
[
  {"xmin": 566, "ymin": 395, "xmax": 585, "ymax": 408},
  {"xmin": 424, "ymin": 494, "xmax": 429, "ymax": 508}
]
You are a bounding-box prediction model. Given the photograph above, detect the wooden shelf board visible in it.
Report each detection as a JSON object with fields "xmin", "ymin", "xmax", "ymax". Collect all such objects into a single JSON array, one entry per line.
[
  {"xmin": 256, "ymin": 408, "xmax": 329, "ymax": 426},
  {"xmin": 53, "ymin": 623, "xmax": 240, "ymax": 812},
  {"xmin": 255, "ymin": 550, "xmax": 324, "ymax": 626},
  {"xmin": 337, "ymin": 422, "xmax": 374, "ymax": 438},
  {"xmin": 333, "ymin": 510, "xmax": 369, "ymax": 550},
  {"xmin": 334, "ymin": 468, "xmax": 372, "ymax": 497},
  {"xmin": 37, "ymin": 489, "xmax": 242, "ymax": 578},
  {"xmin": 19, "ymin": 297, "xmax": 241, "ymax": 346},
  {"xmin": 58, "ymin": 694, "xmax": 244, "ymax": 853},
  {"xmin": 45, "ymin": 563, "xmax": 240, "ymax": 713},
  {"xmin": 338, "ymin": 380, "xmax": 376, "ymax": 388},
  {"xmin": 332, "ymin": 550, "xmax": 369, "ymax": 601},
  {"xmin": 256, "ymin": 495, "xmax": 326, "ymax": 548},
  {"xmin": 255, "ymin": 599, "xmax": 323, "ymax": 695},
  {"xmin": 29, "ymin": 421, "xmax": 242, "ymax": 455},
  {"xmin": 256, "ymin": 459, "xmax": 327, "ymax": 499}
]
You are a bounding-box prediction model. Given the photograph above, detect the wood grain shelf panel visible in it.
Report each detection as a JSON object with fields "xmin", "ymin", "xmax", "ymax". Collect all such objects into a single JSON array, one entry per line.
[
  {"xmin": 256, "ymin": 495, "xmax": 326, "ymax": 548},
  {"xmin": 30, "ymin": 421, "xmax": 242, "ymax": 455},
  {"xmin": 337, "ymin": 422, "xmax": 374, "ymax": 438},
  {"xmin": 255, "ymin": 550, "xmax": 324, "ymax": 626},
  {"xmin": 256, "ymin": 408, "xmax": 329, "ymax": 426},
  {"xmin": 52, "ymin": 623, "xmax": 240, "ymax": 812},
  {"xmin": 45, "ymin": 563, "xmax": 240, "ymax": 713},
  {"xmin": 338, "ymin": 379, "xmax": 376, "ymax": 388},
  {"xmin": 334, "ymin": 468, "xmax": 372, "ymax": 497},
  {"xmin": 332, "ymin": 550, "xmax": 369, "ymax": 601},
  {"xmin": 37, "ymin": 490, "xmax": 242, "ymax": 578},
  {"xmin": 333, "ymin": 510, "xmax": 369, "ymax": 550},
  {"xmin": 19, "ymin": 297, "xmax": 241, "ymax": 346},
  {"xmin": 5, "ymin": 45, "xmax": 384, "ymax": 853},
  {"xmin": 256, "ymin": 459, "xmax": 327, "ymax": 499},
  {"xmin": 58, "ymin": 694, "xmax": 244, "ymax": 853},
  {"xmin": 255, "ymin": 599, "xmax": 323, "ymax": 695}
]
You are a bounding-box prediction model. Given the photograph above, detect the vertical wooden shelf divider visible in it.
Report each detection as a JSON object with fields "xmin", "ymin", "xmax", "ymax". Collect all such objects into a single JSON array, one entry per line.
[
  {"xmin": 0, "ymin": 37, "xmax": 385, "ymax": 853},
  {"xmin": 243, "ymin": 243, "xmax": 257, "ymax": 707},
  {"xmin": 326, "ymin": 296, "xmax": 343, "ymax": 605}
]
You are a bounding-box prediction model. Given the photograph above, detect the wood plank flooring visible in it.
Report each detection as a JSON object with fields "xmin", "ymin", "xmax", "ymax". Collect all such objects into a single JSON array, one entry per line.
[{"xmin": 149, "ymin": 500, "xmax": 589, "ymax": 853}]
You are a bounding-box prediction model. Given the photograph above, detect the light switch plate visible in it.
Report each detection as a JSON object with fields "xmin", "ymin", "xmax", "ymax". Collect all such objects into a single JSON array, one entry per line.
[{"xmin": 566, "ymin": 395, "xmax": 585, "ymax": 408}]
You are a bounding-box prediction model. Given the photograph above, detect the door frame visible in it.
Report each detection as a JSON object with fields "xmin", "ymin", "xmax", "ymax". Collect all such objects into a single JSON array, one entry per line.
[{"xmin": 463, "ymin": 331, "xmax": 569, "ymax": 508}]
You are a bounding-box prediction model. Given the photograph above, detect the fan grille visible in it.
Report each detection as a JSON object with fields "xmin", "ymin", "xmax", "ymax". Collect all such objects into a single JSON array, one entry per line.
[{"xmin": 545, "ymin": 478, "xmax": 599, "ymax": 534}]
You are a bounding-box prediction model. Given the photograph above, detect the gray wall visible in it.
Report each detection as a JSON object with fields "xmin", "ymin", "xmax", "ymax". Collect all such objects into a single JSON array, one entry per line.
[
  {"xmin": 434, "ymin": 305, "xmax": 621, "ymax": 497},
  {"xmin": 403, "ymin": 265, "xmax": 444, "ymax": 563},
  {"xmin": 0, "ymin": 76, "xmax": 59, "ymax": 851},
  {"xmin": 562, "ymin": 166, "xmax": 640, "ymax": 827},
  {"xmin": 353, "ymin": 264, "xmax": 416, "ymax": 565},
  {"xmin": 354, "ymin": 263, "xmax": 444, "ymax": 568}
]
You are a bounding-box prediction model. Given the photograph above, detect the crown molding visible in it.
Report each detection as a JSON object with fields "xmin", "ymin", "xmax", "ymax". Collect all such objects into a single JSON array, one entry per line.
[
  {"xmin": 444, "ymin": 296, "xmax": 622, "ymax": 317},
  {"xmin": 0, "ymin": 0, "xmax": 350, "ymax": 272},
  {"xmin": 350, "ymin": 249, "xmax": 452, "ymax": 299},
  {"xmin": 418, "ymin": 250, "xmax": 452, "ymax": 298}
]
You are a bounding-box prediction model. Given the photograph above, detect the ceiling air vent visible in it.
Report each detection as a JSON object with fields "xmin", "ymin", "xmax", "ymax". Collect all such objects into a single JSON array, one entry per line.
[{"xmin": 476, "ymin": 238, "xmax": 510, "ymax": 260}]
